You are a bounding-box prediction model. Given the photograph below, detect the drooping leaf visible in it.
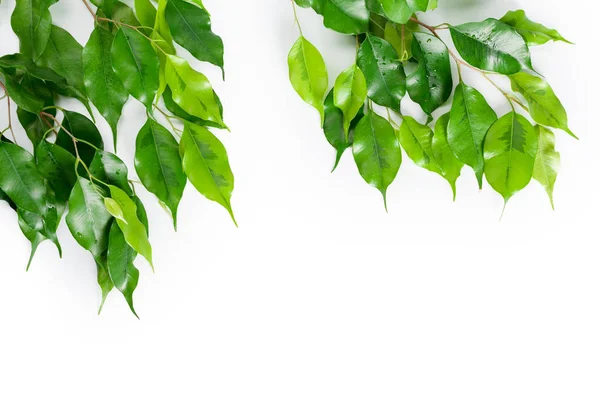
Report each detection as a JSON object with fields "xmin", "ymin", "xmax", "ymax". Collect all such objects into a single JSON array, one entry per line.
[
  {"xmin": 35, "ymin": 140, "xmax": 77, "ymax": 215},
  {"xmin": 66, "ymin": 177, "xmax": 112, "ymax": 259},
  {"xmin": 83, "ymin": 25, "xmax": 129, "ymax": 144},
  {"xmin": 37, "ymin": 25, "xmax": 86, "ymax": 97},
  {"xmin": 398, "ymin": 115, "xmax": 441, "ymax": 174},
  {"xmin": 483, "ymin": 112, "xmax": 539, "ymax": 203},
  {"xmin": 0, "ymin": 72, "xmax": 44, "ymax": 114},
  {"xmin": 450, "ymin": 18, "xmax": 533, "ymax": 75},
  {"xmin": 352, "ymin": 111, "xmax": 402, "ymax": 208},
  {"xmin": 500, "ymin": 10, "xmax": 571, "ymax": 46},
  {"xmin": 288, "ymin": 36, "xmax": 328, "ymax": 121},
  {"xmin": 165, "ymin": 0, "xmax": 224, "ymax": 74},
  {"xmin": 322, "ymin": 89, "xmax": 364, "ymax": 170},
  {"xmin": 106, "ymin": 185, "xmax": 153, "ymax": 268},
  {"xmin": 96, "ymin": 258, "xmax": 114, "ymax": 314},
  {"xmin": 357, "ymin": 33, "xmax": 406, "ymax": 112},
  {"xmin": 432, "ymin": 113, "xmax": 464, "ymax": 199},
  {"xmin": 89, "ymin": 150, "xmax": 133, "ymax": 196},
  {"xmin": 111, "ymin": 27, "xmax": 160, "ymax": 110},
  {"xmin": 10, "ymin": 0, "xmax": 53, "ymax": 60},
  {"xmin": 165, "ymin": 55, "xmax": 226, "ymax": 128},
  {"xmin": 180, "ymin": 123, "xmax": 236, "ymax": 224},
  {"xmin": 0, "ymin": 141, "xmax": 49, "ymax": 216},
  {"xmin": 333, "ymin": 64, "xmax": 367, "ymax": 137},
  {"xmin": 447, "ymin": 82, "xmax": 497, "ymax": 188},
  {"xmin": 406, "ymin": 32, "xmax": 452, "ymax": 115},
  {"xmin": 532, "ymin": 125, "xmax": 560, "ymax": 209},
  {"xmin": 107, "ymin": 221, "xmax": 140, "ymax": 318},
  {"xmin": 135, "ymin": 118, "xmax": 186, "ymax": 229},
  {"xmin": 55, "ymin": 110, "xmax": 104, "ymax": 166},
  {"xmin": 163, "ymin": 86, "xmax": 224, "ymax": 129},
  {"xmin": 509, "ymin": 72, "xmax": 576, "ymax": 138}
]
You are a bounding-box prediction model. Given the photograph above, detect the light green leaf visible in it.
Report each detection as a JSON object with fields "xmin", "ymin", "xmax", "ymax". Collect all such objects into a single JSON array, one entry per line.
[
  {"xmin": 384, "ymin": 21, "xmax": 413, "ymax": 62},
  {"xmin": 180, "ymin": 123, "xmax": 236, "ymax": 224},
  {"xmin": 398, "ymin": 115, "xmax": 441, "ymax": 174},
  {"xmin": 334, "ymin": 64, "xmax": 367, "ymax": 137},
  {"xmin": 134, "ymin": 0, "xmax": 157, "ymax": 28},
  {"xmin": 500, "ymin": 10, "xmax": 571, "ymax": 46},
  {"xmin": 288, "ymin": 36, "xmax": 328, "ymax": 121},
  {"xmin": 484, "ymin": 112, "xmax": 539, "ymax": 203},
  {"xmin": 165, "ymin": 55, "xmax": 226, "ymax": 128},
  {"xmin": 532, "ymin": 125, "xmax": 560, "ymax": 209},
  {"xmin": 509, "ymin": 72, "xmax": 576, "ymax": 138},
  {"xmin": 107, "ymin": 185, "xmax": 153, "ymax": 269}
]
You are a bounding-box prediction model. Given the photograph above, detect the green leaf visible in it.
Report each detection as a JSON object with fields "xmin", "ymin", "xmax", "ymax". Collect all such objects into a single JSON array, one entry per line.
[
  {"xmin": 134, "ymin": 0, "xmax": 157, "ymax": 28},
  {"xmin": 10, "ymin": 0, "xmax": 53, "ymax": 60},
  {"xmin": 107, "ymin": 221, "xmax": 140, "ymax": 318},
  {"xmin": 83, "ymin": 25, "xmax": 129, "ymax": 145},
  {"xmin": 111, "ymin": 27, "xmax": 160, "ymax": 110},
  {"xmin": 352, "ymin": 111, "xmax": 402, "ymax": 208},
  {"xmin": 398, "ymin": 115, "xmax": 441, "ymax": 174},
  {"xmin": 107, "ymin": 185, "xmax": 153, "ymax": 268},
  {"xmin": 450, "ymin": 18, "xmax": 533, "ymax": 75},
  {"xmin": 483, "ymin": 112, "xmax": 539, "ymax": 203},
  {"xmin": 321, "ymin": 0, "xmax": 369, "ymax": 34},
  {"xmin": 0, "ymin": 141, "xmax": 49, "ymax": 215},
  {"xmin": 104, "ymin": 197, "xmax": 126, "ymax": 223},
  {"xmin": 0, "ymin": 72, "xmax": 44, "ymax": 114},
  {"xmin": 180, "ymin": 123, "xmax": 236, "ymax": 224},
  {"xmin": 288, "ymin": 36, "xmax": 328, "ymax": 121},
  {"xmin": 375, "ymin": 0, "xmax": 430, "ymax": 24},
  {"xmin": 532, "ymin": 125, "xmax": 560, "ymax": 209},
  {"xmin": 55, "ymin": 111, "xmax": 104, "ymax": 166},
  {"xmin": 165, "ymin": 55, "xmax": 226, "ymax": 128},
  {"xmin": 17, "ymin": 209, "xmax": 48, "ymax": 271},
  {"xmin": 357, "ymin": 33, "xmax": 406, "ymax": 112},
  {"xmin": 66, "ymin": 177, "xmax": 112, "ymax": 258},
  {"xmin": 36, "ymin": 140, "xmax": 77, "ymax": 215},
  {"xmin": 37, "ymin": 25, "xmax": 86, "ymax": 97},
  {"xmin": 509, "ymin": 72, "xmax": 576, "ymax": 138},
  {"xmin": 407, "ymin": 32, "xmax": 452, "ymax": 115},
  {"xmin": 432, "ymin": 113, "xmax": 463, "ymax": 199},
  {"xmin": 135, "ymin": 118, "xmax": 186, "ymax": 229},
  {"xmin": 96, "ymin": 259, "xmax": 114, "ymax": 314},
  {"xmin": 165, "ymin": 0, "xmax": 224, "ymax": 74},
  {"xmin": 500, "ymin": 10, "xmax": 571, "ymax": 46},
  {"xmin": 163, "ymin": 86, "xmax": 224, "ymax": 129},
  {"xmin": 0, "ymin": 53, "xmax": 69, "ymax": 88},
  {"xmin": 384, "ymin": 21, "xmax": 413, "ymax": 62},
  {"xmin": 89, "ymin": 150, "xmax": 133, "ymax": 196},
  {"xmin": 333, "ymin": 64, "xmax": 367, "ymax": 137},
  {"xmin": 322, "ymin": 89, "xmax": 364, "ymax": 171},
  {"xmin": 90, "ymin": 0, "xmax": 118, "ymax": 17},
  {"xmin": 447, "ymin": 82, "xmax": 497, "ymax": 188}
]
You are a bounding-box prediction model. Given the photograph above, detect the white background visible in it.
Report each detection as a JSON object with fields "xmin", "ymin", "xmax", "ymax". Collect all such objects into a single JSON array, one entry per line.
[{"xmin": 1, "ymin": 0, "xmax": 599, "ymax": 398}]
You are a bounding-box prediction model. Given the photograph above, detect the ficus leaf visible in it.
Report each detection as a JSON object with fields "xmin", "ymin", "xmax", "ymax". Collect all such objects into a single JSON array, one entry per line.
[
  {"xmin": 83, "ymin": 25, "xmax": 129, "ymax": 145},
  {"xmin": 180, "ymin": 123, "xmax": 236, "ymax": 224},
  {"xmin": 333, "ymin": 64, "xmax": 367, "ymax": 138},
  {"xmin": 288, "ymin": 36, "xmax": 328, "ymax": 122},
  {"xmin": 55, "ymin": 110, "xmax": 104, "ymax": 166},
  {"xmin": 509, "ymin": 72, "xmax": 576, "ymax": 138},
  {"xmin": 135, "ymin": 118, "xmax": 186, "ymax": 229},
  {"xmin": 483, "ymin": 112, "xmax": 539, "ymax": 204},
  {"xmin": 397, "ymin": 115, "xmax": 441, "ymax": 175},
  {"xmin": 111, "ymin": 27, "xmax": 160, "ymax": 110},
  {"xmin": 532, "ymin": 125, "xmax": 560, "ymax": 209},
  {"xmin": 500, "ymin": 10, "xmax": 572, "ymax": 46},
  {"xmin": 447, "ymin": 82, "xmax": 498, "ymax": 188},
  {"xmin": 89, "ymin": 150, "xmax": 133, "ymax": 196},
  {"xmin": 432, "ymin": 113, "xmax": 463, "ymax": 200},
  {"xmin": 352, "ymin": 111, "xmax": 402, "ymax": 209},
  {"xmin": 107, "ymin": 220, "xmax": 140, "ymax": 318},
  {"xmin": 320, "ymin": 0, "xmax": 369, "ymax": 34},
  {"xmin": 10, "ymin": 0, "xmax": 53, "ymax": 60}
]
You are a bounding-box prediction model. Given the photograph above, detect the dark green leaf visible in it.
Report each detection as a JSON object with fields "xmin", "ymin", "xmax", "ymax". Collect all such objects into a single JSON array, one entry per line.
[
  {"xmin": 107, "ymin": 220, "xmax": 140, "ymax": 318},
  {"xmin": 56, "ymin": 111, "xmax": 104, "ymax": 166},
  {"xmin": 10, "ymin": 0, "xmax": 53, "ymax": 60},
  {"xmin": 89, "ymin": 150, "xmax": 132, "ymax": 196}
]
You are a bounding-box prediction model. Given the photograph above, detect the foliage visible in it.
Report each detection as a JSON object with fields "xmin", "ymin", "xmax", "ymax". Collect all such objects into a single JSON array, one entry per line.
[
  {"xmin": 0, "ymin": 0, "xmax": 235, "ymax": 316},
  {"xmin": 288, "ymin": 0, "xmax": 574, "ymax": 209}
]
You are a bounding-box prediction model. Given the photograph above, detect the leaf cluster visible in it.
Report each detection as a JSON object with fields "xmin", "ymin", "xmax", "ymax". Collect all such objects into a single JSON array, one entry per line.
[
  {"xmin": 0, "ymin": 0, "xmax": 236, "ymax": 316},
  {"xmin": 288, "ymin": 0, "xmax": 574, "ymax": 210}
]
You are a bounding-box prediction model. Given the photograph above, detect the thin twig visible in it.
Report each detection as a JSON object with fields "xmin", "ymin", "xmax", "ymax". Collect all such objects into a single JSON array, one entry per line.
[{"xmin": 0, "ymin": 81, "xmax": 17, "ymax": 143}]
